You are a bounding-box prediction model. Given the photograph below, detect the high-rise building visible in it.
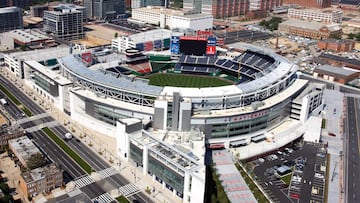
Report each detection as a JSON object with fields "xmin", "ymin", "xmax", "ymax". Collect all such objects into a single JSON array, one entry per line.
[
  {"xmin": 43, "ymin": 5, "xmax": 84, "ymax": 40},
  {"xmin": 131, "ymin": 0, "xmax": 164, "ymax": 9},
  {"xmin": 0, "ymin": 6, "xmax": 22, "ymax": 32},
  {"xmin": 183, "ymin": 0, "xmax": 202, "ymax": 14},
  {"xmin": 283, "ymin": 0, "xmax": 331, "ymax": 8},
  {"xmin": 201, "ymin": 0, "xmax": 281, "ymax": 19},
  {"xmin": 84, "ymin": 0, "xmax": 125, "ymax": 19}
]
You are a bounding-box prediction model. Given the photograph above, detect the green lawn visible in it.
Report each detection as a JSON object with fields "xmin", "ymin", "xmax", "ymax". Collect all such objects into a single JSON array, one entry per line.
[
  {"xmin": 0, "ymin": 84, "xmax": 21, "ymax": 105},
  {"xmin": 42, "ymin": 127, "xmax": 92, "ymax": 174},
  {"xmin": 280, "ymin": 173, "xmax": 292, "ymax": 186},
  {"xmin": 116, "ymin": 196, "xmax": 130, "ymax": 203},
  {"xmin": 147, "ymin": 73, "xmax": 232, "ymax": 87}
]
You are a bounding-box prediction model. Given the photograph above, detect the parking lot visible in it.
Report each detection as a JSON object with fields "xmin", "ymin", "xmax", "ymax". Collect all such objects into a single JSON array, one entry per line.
[{"xmin": 251, "ymin": 142, "xmax": 327, "ymax": 203}]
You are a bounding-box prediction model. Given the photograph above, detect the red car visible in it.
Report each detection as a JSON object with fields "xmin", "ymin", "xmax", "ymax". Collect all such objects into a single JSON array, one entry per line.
[
  {"xmin": 290, "ymin": 193, "xmax": 300, "ymax": 199},
  {"xmin": 328, "ymin": 132, "xmax": 336, "ymax": 137}
]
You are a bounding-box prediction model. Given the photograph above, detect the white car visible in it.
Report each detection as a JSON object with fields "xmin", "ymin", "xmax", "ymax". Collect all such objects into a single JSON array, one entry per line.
[{"xmin": 65, "ymin": 133, "xmax": 73, "ymax": 140}]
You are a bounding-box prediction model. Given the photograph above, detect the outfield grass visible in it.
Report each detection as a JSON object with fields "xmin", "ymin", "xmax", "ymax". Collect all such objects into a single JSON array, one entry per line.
[
  {"xmin": 42, "ymin": 127, "xmax": 92, "ymax": 174},
  {"xmin": 147, "ymin": 73, "xmax": 232, "ymax": 88}
]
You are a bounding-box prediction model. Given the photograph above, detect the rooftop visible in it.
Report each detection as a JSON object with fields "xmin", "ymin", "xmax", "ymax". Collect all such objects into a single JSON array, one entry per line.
[
  {"xmin": 7, "ymin": 45, "xmax": 71, "ymax": 62},
  {"xmin": 127, "ymin": 29, "xmax": 172, "ymax": 44},
  {"xmin": 212, "ymin": 150, "xmax": 257, "ymax": 203},
  {"xmin": 21, "ymin": 163, "xmax": 62, "ymax": 183},
  {"xmin": 280, "ymin": 19, "xmax": 341, "ymax": 31},
  {"xmin": 134, "ymin": 6, "xmax": 184, "ymax": 15},
  {"xmin": 0, "ymin": 7, "xmax": 21, "ymax": 14},
  {"xmin": 319, "ymin": 53, "xmax": 360, "ymax": 67},
  {"xmin": 8, "ymin": 136, "xmax": 41, "ymax": 162},
  {"xmin": 6, "ymin": 29, "xmax": 50, "ymax": 43},
  {"xmin": 315, "ymin": 64, "xmax": 357, "ymax": 77}
]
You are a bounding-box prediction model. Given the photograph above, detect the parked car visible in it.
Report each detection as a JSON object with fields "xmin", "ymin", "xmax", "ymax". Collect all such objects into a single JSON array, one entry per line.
[{"xmin": 328, "ymin": 132, "xmax": 336, "ymax": 137}]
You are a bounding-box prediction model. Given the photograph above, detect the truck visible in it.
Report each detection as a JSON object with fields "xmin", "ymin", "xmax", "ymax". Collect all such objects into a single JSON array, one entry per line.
[{"xmin": 0, "ymin": 98, "xmax": 8, "ymax": 106}]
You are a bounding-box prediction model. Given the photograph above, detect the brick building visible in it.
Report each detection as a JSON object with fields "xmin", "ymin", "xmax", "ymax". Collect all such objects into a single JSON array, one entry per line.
[
  {"xmin": 318, "ymin": 53, "xmax": 360, "ymax": 70},
  {"xmin": 318, "ymin": 39, "xmax": 355, "ymax": 52},
  {"xmin": 278, "ymin": 19, "xmax": 341, "ymax": 39},
  {"xmin": 19, "ymin": 164, "xmax": 63, "ymax": 197},
  {"xmin": 313, "ymin": 64, "xmax": 359, "ymax": 84},
  {"xmin": 283, "ymin": 0, "xmax": 331, "ymax": 8}
]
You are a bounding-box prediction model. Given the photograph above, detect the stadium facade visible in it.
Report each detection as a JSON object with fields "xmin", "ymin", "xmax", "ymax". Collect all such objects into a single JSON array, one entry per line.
[{"xmin": 3, "ymin": 42, "xmax": 324, "ymax": 203}]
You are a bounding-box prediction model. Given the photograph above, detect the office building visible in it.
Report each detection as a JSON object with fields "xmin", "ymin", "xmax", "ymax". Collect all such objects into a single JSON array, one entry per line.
[
  {"xmin": 84, "ymin": 0, "xmax": 125, "ymax": 19},
  {"xmin": 43, "ymin": 6, "xmax": 84, "ymax": 40},
  {"xmin": 131, "ymin": 0, "xmax": 164, "ymax": 9},
  {"xmin": 338, "ymin": 0, "xmax": 360, "ymax": 11},
  {"xmin": 183, "ymin": 0, "xmax": 202, "ymax": 14},
  {"xmin": 1, "ymin": 0, "xmax": 33, "ymax": 9},
  {"xmin": 117, "ymin": 118, "xmax": 206, "ymax": 203},
  {"xmin": 30, "ymin": 5, "xmax": 48, "ymax": 17},
  {"xmin": 131, "ymin": 6, "xmax": 213, "ymax": 30},
  {"xmin": 287, "ymin": 8, "xmax": 342, "ymax": 24},
  {"xmin": 283, "ymin": 0, "xmax": 331, "ymax": 8},
  {"xmin": 19, "ymin": 164, "xmax": 63, "ymax": 197},
  {"xmin": 0, "ymin": 6, "xmax": 22, "ymax": 32},
  {"xmin": 51, "ymin": 4, "xmax": 87, "ymax": 22}
]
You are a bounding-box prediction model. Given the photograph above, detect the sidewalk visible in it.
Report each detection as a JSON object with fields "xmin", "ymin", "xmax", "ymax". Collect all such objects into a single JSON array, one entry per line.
[{"xmin": 3, "ymin": 70, "xmax": 181, "ymax": 203}]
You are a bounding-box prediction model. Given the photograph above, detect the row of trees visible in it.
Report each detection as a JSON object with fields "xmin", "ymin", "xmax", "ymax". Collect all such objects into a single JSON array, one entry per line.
[
  {"xmin": 348, "ymin": 33, "xmax": 360, "ymax": 41},
  {"xmin": 259, "ymin": 17, "xmax": 283, "ymax": 31}
]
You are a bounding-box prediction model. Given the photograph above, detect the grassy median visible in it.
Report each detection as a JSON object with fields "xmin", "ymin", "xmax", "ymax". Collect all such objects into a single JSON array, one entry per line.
[
  {"xmin": 42, "ymin": 127, "xmax": 92, "ymax": 174},
  {"xmin": 0, "ymin": 84, "xmax": 21, "ymax": 105}
]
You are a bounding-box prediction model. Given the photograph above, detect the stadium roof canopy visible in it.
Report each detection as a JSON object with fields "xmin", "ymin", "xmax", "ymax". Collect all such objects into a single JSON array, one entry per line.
[{"xmin": 59, "ymin": 55, "xmax": 163, "ymax": 95}]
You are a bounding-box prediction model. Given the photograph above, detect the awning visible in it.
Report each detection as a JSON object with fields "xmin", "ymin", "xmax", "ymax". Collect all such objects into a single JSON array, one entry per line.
[
  {"xmin": 230, "ymin": 139, "xmax": 247, "ymax": 147},
  {"xmin": 251, "ymin": 134, "xmax": 266, "ymax": 142}
]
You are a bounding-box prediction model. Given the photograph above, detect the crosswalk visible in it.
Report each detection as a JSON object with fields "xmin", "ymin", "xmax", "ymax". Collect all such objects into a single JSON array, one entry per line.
[
  {"xmin": 118, "ymin": 183, "xmax": 140, "ymax": 197},
  {"xmin": 91, "ymin": 192, "xmax": 115, "ymax": 203},
  {"xmin": 98, "ymin": 167, "xmax": 118, "ymax": 179},
  {"xmin": 73, "ymin": 175, "xmax": 95, "ymax": 188}
]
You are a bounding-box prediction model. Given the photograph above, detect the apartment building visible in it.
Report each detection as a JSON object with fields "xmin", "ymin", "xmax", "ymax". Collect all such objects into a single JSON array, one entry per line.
[
  {"xmin": 284, "ymin": 0, "xmax": 331, "ymax": 9},
  {"xmin": 288, "ymin": 8, "xmax": 342, "ymax": 24},
  {"xmin": 19, "ymin": 164, "xmax": 63, "ymax": 197},
  {"xmin": 43, "ymin": 6, "xmax": 84, "ymax": 40},
  {"xmin": 200, "ymin": 0, "xmax": 281, "ymax": 19},
  {"xmin": 0, "ymin": 7, "xmax": 22, "ymax": 32},
  {"xmin": 8, "ymin": 136, "xmax": 41, "ymax": 168}
]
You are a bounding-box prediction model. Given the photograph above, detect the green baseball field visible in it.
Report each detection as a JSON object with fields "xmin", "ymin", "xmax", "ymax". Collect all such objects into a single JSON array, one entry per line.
[{"xmin": 147, "ymin": 73, "xmax": 233, "ymax": 88}]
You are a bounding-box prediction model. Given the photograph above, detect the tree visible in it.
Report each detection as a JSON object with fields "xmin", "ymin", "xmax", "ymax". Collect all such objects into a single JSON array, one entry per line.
[
  {"xmin": 26, "ymin": 153, "xmax": 47, "ymax": 170},
  {"xmin": 114, "ymin": 32, "xmax": 118, "ymax": 38}
]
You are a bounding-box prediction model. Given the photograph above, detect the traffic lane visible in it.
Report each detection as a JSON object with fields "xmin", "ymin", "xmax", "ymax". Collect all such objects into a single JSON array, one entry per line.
[
  {"xmin": 109, "ymin": 174, "xmax": 153, "ymax": 203},
  {"xmin": 0, "ymin": 75, "xmax": 45, "ymax": 115},
  {"xmin": 50, "ymin": 126, "xmax": 111, "ymax": 171},
  {"xmin": 31, "ymin": 130, "xmax": 86, "ymax": 178},
  {"xmin": 298, "ymin": 145, "xmax": 318, "ymax": 203},
  {"xmin": 81, "ymin": 182, "xmax": 107, "ymax": 199},
  {"xmin": 347, "ymin": 98, "xmax": 360, "ymax": 202}
]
